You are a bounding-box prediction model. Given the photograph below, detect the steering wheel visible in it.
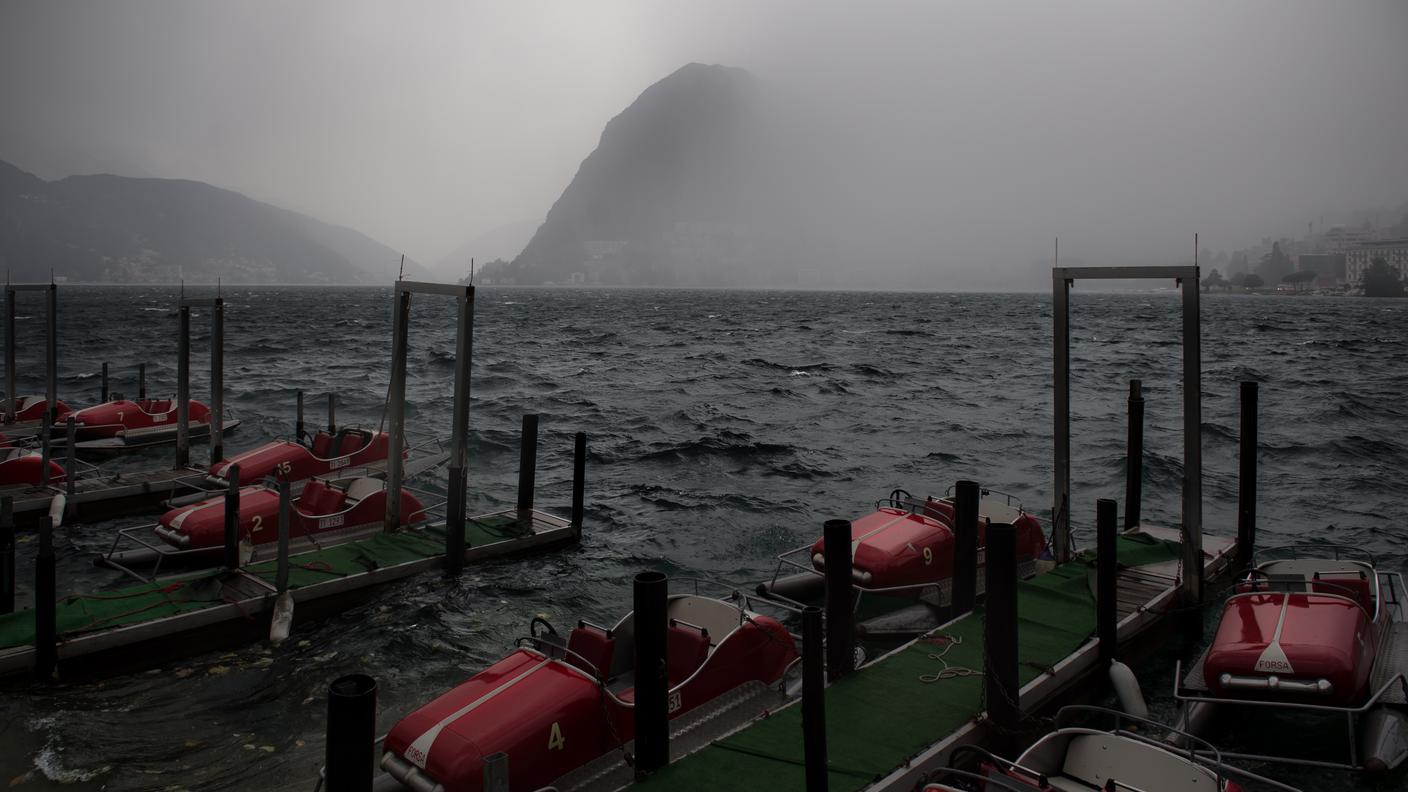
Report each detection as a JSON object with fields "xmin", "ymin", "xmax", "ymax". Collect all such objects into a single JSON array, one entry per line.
[
  {"xmin": 530, "ymin": 616, "xmax": 557, "ymax": 638},
  {"xmin": 890, "ymin": 488, "xmax": 914, "ymax": 504}
]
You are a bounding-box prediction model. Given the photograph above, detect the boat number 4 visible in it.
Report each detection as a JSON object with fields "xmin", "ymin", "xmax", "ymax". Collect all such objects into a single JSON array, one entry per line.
[{"xmin": 548, "ymin": 721, "xmax": 565, "ymax": 751}]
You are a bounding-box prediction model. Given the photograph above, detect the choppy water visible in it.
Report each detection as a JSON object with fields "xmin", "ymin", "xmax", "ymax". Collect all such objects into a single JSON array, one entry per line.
[{"xmin": 0, "ymin": 286, "xmax": 1405, "ymax": 790}]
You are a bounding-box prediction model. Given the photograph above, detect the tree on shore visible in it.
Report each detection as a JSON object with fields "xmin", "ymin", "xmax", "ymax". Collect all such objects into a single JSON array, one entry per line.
[
  {"xmin": 1280, "ymin": 270, "xmax": 1317, "ymax": 292},
  {"xmin": 1363, "ymin": 258, "xmax": 1405, "ymax": 298},
  {"xmin": 1202, "ymin": 268, "xmax": 1227, "ymax": 292},
  {"xmin": 1256, "ymin": 241, "xmax": 1293, "ymax": 282},
  {"xmin": 1243, "ymin": 273, "xmax": 1265, "ymax": 290}
]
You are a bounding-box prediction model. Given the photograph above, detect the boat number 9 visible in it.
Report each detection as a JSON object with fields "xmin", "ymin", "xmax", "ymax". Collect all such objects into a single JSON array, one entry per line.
[
  {"xmin": 923, "ymin": 547, "xmax": 933, "ymax": 565},
  {"xmin": 251, "ymin": 515, "xmax": 263, "ymax": 533},
  {"xmin": 547, "ymin": 721, "xmax": 565, "ymax": 751},
  {"xmin": 276, "ymin": 461, "xmax": 292, "ymax": 475}
]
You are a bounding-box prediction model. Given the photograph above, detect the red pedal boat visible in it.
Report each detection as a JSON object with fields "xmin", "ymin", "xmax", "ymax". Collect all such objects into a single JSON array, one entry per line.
[
  {"xmin": 759, "ymin": 488, "xmax": 1047, "ymax": 637},
  {"xmin": 0, "ymin": 447, "xmax": 65, "ymax": 485},
  {"xmin": 1175, "ymin": 544, "xmax": 1408, "ymax": 774},
  {"xmin": 379, "ymin": 595, "xmax": 799, "ymax": 792},
  {"xmin": 209, "ymin": 428, "xmax": 391, "ymax": 486},
  {"xmin": 66, "ymin": 398, "xmax": 210, "ymax": 440},
  {"xmin": 7, "ymin": 396, "xmax": 71, "ymax": 423}
]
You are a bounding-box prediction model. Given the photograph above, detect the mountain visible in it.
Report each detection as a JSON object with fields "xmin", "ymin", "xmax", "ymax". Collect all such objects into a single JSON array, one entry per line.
[
  {"xmin": 430, "ymin": 218, "xmax": 540, "ymax": 282},
  {"xmin": 0, "ymin": 159, "xmax": 423, "ymax": 283},
  {"xmin": 496, "ymin": 63, "xmax": 782, "ymax": 287}
]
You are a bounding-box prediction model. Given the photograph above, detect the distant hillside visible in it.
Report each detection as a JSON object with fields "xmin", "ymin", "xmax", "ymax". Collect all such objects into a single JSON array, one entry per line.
[
  {"xmin": 431, "ymin": 218, "xmax": 539, "ymax": 282},
  {"xmin": 0, "ymin": 159, "xmax": 423, "ymax": 283},
  {"xmin": 496, "ymin": 63, "xmax": 782, "ymax": 286}
]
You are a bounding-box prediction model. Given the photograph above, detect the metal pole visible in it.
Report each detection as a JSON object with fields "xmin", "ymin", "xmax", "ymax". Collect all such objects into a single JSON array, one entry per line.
[
  {"xmin": 100, "ymin": 362, "xmax": 109, "ymax": 403},
  {"xmin": 224, "ymin": 464, "xmax": 240, "ymax": 571},
  {"xmin": 482, "ymin": 753, "xmax": 510, "ymax": 792},
  {"xmin": 4, "ymin": 288, "xmax": 14, "ymax": 423},
  {"xmin": 383, "ymin": 290, "xmax": 410, "ymax": 532},
  {"xmin": 571, "ymin": 431, "xmax": 586, "ymax": 533},
  {"xmin": 44, "ymin": 284, "xmax": 56, "ymax": 425},
  {"xmin": 176, "ymin": 304, "xmax": 191, "ymax": 468},
  {"xmin": 444, "ymin": 289, "xmax": 473, "ymax": 572},
  {"xmin": 823, "ymin": 518, "xmax": 854, "ymax": 682},
  {"xmin": 1097, "ymin": 498, "xmax": 1118, "ymax": 668},
  {"xmin": 34, "ymin": 515, "xmax": 56, "ymax": 681},
  {"xmin": 325, "ymin": 674, "xmax": 377, "ymax": 792},
  {"xmin": 210, "ymin": 297, "xmax": 224, "ymax": 465},
  {"xmin": 952, "ymin": 480, "xmax": 980, "ymax": 615},
  {"xmin": 327, "ymin": 392, "xmax": 336, "ymax": 434},
  {"xmin": 1180, "ymin": 271, "xmax": 1203, "ymax": 605},
  {"xmin": 1236, "ymin": 381, "xmax": 1258, "ymax": 570},
  {"xmin": 0, "ymin": 497, "xmax": 13, "ymax": 614},
  {"xmin": 516, "ymin": 414, "xmax": 539, "ymax": 513},
  {"xmin": 276, "ymin": 477, "xmax": 290, "ymax": 593},
  {"xmin": 983, "ymin": 521, "xmax": 1020, "ymax": 753},
  {"xmin": 632, "ymin": 570, "xmax": 669, "ymax": 777},
  {"xmin": 1052, "ymin": 271, "xmax": 1072, "ymax": 563},
  {"xmin": 295, "ymin": 390, "xmax": 305, "ymax": 443},
  {"xmin": 138, "ymin": 362, "xmax": 146, "ymax": 400},
  {"xmin": 1124, "ymin": 380, "xmax": 1144, "ymax": 530},
  {"xmin": 801, "ymin": 605, "xmax": 828, "ymax": 792},
  {"xmin": 39, "ymin": 415, "xmax": 50, "ymax": 486}
]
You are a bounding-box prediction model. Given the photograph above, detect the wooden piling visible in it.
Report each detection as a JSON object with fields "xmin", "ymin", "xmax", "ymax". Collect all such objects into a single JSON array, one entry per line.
[
  {"xmin": 633, "ymin": 570, "xmax": 669, "ymax": 777},
  {"xmin": 325, "ymin": 674, "xmax": 377, "ymax": 792},
  {"xmin": 802, "ymin": 605, "xmax": 828, "ymax": 792},
  {"xmin": 0, "ymin": 497, "xmax": 13, "ymax": 614},
  {"xmin": 516, "ymin": 414, "xmax": 539, "ymax": 513},
  {"xmin": 295, "ymin": 390, "xmax": 305, "ymax": 442},
  {"xmin": 824, "ymin": 518, "xmax": 854, "ymax": 682},
  {"xmin": 210, "ymin": 297, "xmax": 224, "ymax": 464},
  {"xmin": 276, "ymin": 477, "xmax": 290, "ymax": 593},
  {"xmin": 1097, "ymin": 498, "xmax": 1118, "ymax": 667},
  {"xmin": 952, "ymin": 480, "xmax": 980, "ymax": 615},
  {"xmin": 224, "ymin": 465, "xmax": 240, "ymax": 571},
  {"xmin": 983, "ymin": 521, "xmax": 1019, "ymax": 753},
  {"xmin": 176, "ymin": 304, "xmax": 191, "ymax": 468},
  {"xmin": 1236, "ymin": 382, "xmax": 1258, "ymax": 570},
  {"xmin": 34, "ymin": 515, "xmax": 56, "ymax": 681},
  {"xmin": 571, "ymin": 432, "xmax": 586, "ymax": 533},
  {"xmin": 138, "ymin": 363, "xmax": 146, "ymax": 400},
  {"xmin": 101, "ymin": 362, "xmax": 109, "ymax": 403},
  {"xmin": 3, "ymin": 287, "xmax": 14, "ymax": 423},
  {"xmin": 1124, "ymin": 380, "xmax": 1144, "ymax": 530}
]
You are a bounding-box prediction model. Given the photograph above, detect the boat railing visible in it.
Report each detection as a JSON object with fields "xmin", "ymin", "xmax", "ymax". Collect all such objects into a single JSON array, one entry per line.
[
  {"xmin": 943, "ymin": 483, "xmax": 1024, "ymax": 510},
  {"xmin": 761, "ymin": 544, "xmax": 951, "ymax": 610},
  {"xmin": 1253, "ymin": 542, "xmax": 1376, "ymax": 568},
  {"xmin": 1174, "ymin": 658, "xmax": 1408, "ymax": 771},
  {"xmin": 920, "ymin": 765, "xmax": 1035, "ymax": 791},
  {"xmin": 99, "ymin": 522, "xmax": 220, "ymax": 583}
]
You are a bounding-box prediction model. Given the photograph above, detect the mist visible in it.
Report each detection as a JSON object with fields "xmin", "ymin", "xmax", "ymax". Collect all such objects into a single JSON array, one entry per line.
[{"xmin": 2, "ymin": 0, "xmax": 1405, "ymax": 286}]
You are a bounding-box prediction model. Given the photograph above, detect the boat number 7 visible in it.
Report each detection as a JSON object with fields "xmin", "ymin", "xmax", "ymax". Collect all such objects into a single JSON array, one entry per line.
[
  {"xmin": 547, "ymin": 721, "xmax": 565, "ymax": 751},
  {"xmin": 923, "ymin": 547, "xmax": 933, "ymax": 565},
  {"xmin": 116, "ymin": 410, "xmax": 124, "ymax": 422}
]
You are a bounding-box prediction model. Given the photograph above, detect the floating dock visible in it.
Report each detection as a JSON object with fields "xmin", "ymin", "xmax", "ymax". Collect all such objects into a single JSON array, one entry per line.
[{"xmin": 0, "ymin": 508, "xmax": 578, "ymax": 679}]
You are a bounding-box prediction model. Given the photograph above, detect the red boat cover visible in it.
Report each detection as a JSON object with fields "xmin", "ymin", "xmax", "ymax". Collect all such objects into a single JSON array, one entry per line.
[
  {"xmin": 67, "ymin": 399, "xmax": 210, "ymax": 438},
  {"xmin": 0, "ymin": 454, "xmax": 66, "ymax": 485},
  {"xmin": 1204, "ymin": 592, "xmax": 1375, "ymax": 706},
  {"xmin": 811, "ymin": 506, "xmax": 1045, "ymax": 589},
  {"xmin": 13, "ymin": 398, "xmax": 71, "ymax": 422},
  {"xmin": 209, "ymin": 430, "xmax": 390, "ymax": 484}
]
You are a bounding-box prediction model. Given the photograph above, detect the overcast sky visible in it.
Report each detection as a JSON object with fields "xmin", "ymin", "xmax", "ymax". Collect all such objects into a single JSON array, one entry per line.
[{"xmin": 2, "ymin": 0, "xmax": 1406, "ymax": 276}]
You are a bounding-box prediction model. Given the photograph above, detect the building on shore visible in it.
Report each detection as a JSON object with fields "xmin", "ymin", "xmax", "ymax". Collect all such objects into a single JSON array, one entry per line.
[
  {"xmin": 1345, "ymin": 240, "xmax": 1408, "ymax": 291},
  {"xmin": 1295, "ymin": 252, "xmax": 1346, "ymax": 287}
]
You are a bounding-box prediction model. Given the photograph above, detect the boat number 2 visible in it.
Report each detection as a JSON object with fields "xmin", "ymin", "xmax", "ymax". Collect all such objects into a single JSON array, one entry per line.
[
  {"xmin": 547, "ymin": 721, "xmax": 565, "ymax": 751},
  {"xmin": 922, "ymin": 547, "xmax": 933, "ymax": 565},
  {"xmin": 251, "ymin": 515, "xmax": 263, "ymax": 533}
]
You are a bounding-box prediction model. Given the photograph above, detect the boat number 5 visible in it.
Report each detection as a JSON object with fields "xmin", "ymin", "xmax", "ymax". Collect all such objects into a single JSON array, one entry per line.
[
  {"xmin": 923, "ymin": 547, "xmax": 933, "ymax": 565},
  {"xmin": 547, "ymin": 721, "xmax": 565, "ymax": 751}
]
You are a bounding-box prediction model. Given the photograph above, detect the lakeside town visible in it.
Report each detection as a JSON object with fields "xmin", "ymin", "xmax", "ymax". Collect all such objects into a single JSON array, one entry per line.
[{"xmin": 1197, "ymin": 214, "xmax": 1408, "ymax": 297}]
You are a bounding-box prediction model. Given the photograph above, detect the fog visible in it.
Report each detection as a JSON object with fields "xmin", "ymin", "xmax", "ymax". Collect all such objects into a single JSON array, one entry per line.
[{"xmin": 2, "ymin": 0, "xmax": 1406, "ymax": 285}]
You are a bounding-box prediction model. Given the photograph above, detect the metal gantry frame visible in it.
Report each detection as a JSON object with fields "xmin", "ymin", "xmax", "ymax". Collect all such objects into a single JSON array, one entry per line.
[
  {"xmin": 175, "ymin": 294, "xmax": 225, "ymax": 468},
  {"xmin": 383, "ymin": 281, "xmax": 473, "ymax": 568},
  {"xmin": 1052, "ymin": 265, "xmax": 1203, "ymax": 604},
  {"xmin": 3, "ymin": 283, "xmax": 58, "ymax": 424}
]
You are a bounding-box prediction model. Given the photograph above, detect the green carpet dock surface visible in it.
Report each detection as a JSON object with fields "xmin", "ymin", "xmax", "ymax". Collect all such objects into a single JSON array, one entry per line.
[
  {"xmin": 645, "ymin": 533, "xmax": 1182, "ymax": 792},
  {"xmin": 0, "ymin": 514, "xmax": 538, "ymax": 652}
]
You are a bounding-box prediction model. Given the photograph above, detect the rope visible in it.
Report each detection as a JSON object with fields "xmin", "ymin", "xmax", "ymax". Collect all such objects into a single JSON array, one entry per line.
[{"xmin": 918, "ymin": 634, "xmax": 979, "ymax": 683}]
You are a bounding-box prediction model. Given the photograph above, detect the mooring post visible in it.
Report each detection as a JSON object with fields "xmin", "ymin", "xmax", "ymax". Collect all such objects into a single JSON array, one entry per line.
[
  {"xmin": 802, "ymin": 604, "xmax": 828, "ymax": 792},
  {"xmin": 176, "ymin": 304, "xmax": 191, "ymax": 468},
  {"xmin": 952, "ymin": 480, "xmax": 980, "ymax": 615},
  {"xmin": 64, "ymin": 416, "xmax": 76, "ymax": 510},
  {"xmin": 35, "ymin": 515, "xmax": 56, "ymax": 681},
  {"xmin": 383, "ymin": 289, "xmax": 410, "ymax": 532},
  {"xmin": 138, "ymin": 362, "xmax": 146, "ymax": 400},
  {"xmin": 100, "ymin": 362, "xmax": 109, "ymax": 403},
  {"xmin": 1051, "ymin": 270, "xmax": 1072, "ymax": 563},
  {"xmin": 3, "ymin": 287, "xmax": 14, "ymax": 423},
  {"xmin": 1097, "ymin": 498, "xmax": 1118, "ymax": 668},
  {"xmin": 295, "ymin": 390, "xmax": 305, "ymax": 443},
  {"xmin": 224, "ymin": 464, "xmax": 240, "ymax": 571},
  {"xmin": 276, "ymin": 477, "xmax": 290, "ymax": 593},
  {"xmin": 633, "ymin": 570, "xmax": 669, "ymax": 777},
  {"xmin": 0, "ymin": 497, "xmax": 13, "ymax": 614},
  {"xmin": 44, "ymin": 284, "xmax": 56, "ymax": 426},
  {"xmin": 1179, "ymin": 272, "xmax": 1203, "ymax": 606},
  {"xmin": 39, "ymin": 416, "xmax": 51, "ymax": 486},
  {"xmin": 1124, "ymin": 380, "xmax": 1144, "ymax": 530},
  {"xmin": 482, "ymin": 753, "xmax": 510, "ymax": 792},
  {"xmin": 983, "ymin": 521, "xmax": 1020, "ymax": 753},
  {"xmin": 571, "ymin": 431, "xmax": 587, "ymax": 535},
  {"xmin": 1236, "ymin": 381, "xmax": 1258, "ymax": 571},
  {"xmin": 210, "ymin": 297, "xmax": 224, "ymax": 465},
  {"xmin": 516, "ymin": 413, "xmax": 539, "ymax": 515},
  {"xmin": 444, "ymin": 287, "xmax": 474, "ymax": 571},
  {"xmin": 327, "ymin": 392, "xmax": 336, "ymax": 434},
  {"xmin": 823, "ymin": 518, "xmax": 855, "ymax": 682},
  {"xmin": 325, "ymin": 673, "xmax": 377, "ymax": 792}
]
